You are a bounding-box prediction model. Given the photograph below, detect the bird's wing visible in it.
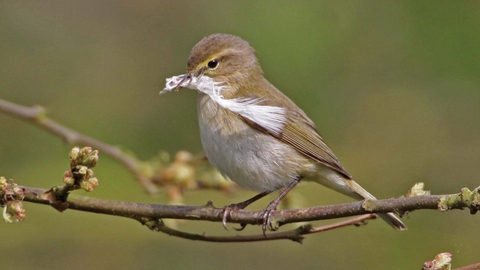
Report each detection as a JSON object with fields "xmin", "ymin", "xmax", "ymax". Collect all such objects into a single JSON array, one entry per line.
[
  {"xmin": 234, "ymin": 79, "xmax": 352, "ymax": 179},
  {"xmin": 277, "ymin": 112, "xmax": 351, "ymax": 179}
]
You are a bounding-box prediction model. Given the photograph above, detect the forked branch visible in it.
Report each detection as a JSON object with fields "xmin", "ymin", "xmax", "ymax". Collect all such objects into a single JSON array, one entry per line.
[{"xmin": 20, "ymin": 185, "xmax": 480, "ymax": 243}]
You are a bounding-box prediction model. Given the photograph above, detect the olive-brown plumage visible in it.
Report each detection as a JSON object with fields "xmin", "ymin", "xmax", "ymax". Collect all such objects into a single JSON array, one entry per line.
[{"xmin": 182, "ymin": 33, "xmax": 406, "ymax": 231}]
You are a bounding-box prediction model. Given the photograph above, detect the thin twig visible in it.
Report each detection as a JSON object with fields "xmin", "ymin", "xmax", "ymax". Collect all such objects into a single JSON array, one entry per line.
[
  {"xmin": 307, "ymin": 213, "xmax": 378, "ymax": 233},
  {"xmin": 139, "ymin": 214, "xmax": 377, "ymax": 243},
  {"xmin": 0, "ymin": 98, "xmax": 239, "ymax": 195},
  {"xmin": 455, "ymin": 262, "xmax": 480, "ymax": 270},
  {"xmin": 141, "ymin": 218, "xmax": 309, "ymax": 243},
  {"xmin": 0, "ymin": 98, "xmax": 158, "ymax": 194}
]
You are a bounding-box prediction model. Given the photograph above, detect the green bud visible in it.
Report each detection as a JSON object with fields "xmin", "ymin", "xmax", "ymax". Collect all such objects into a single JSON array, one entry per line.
[
  {"xmin": 63, "ymin": 171, "xmax": 75, "ymax": 185},
  {"xmin": 80, "ymin": 177, "xmax": 99, "ymax": 192},
  {"xmin": 82, "ymin": 150, "xmax": 99, "ymax": 168},
  {"xmin": 0, "ymin": 176, "xmax": 7, "ymax": 191},
  {"xmin": 69, "ymin": 147, "xmax": 81, "ymax": 162},
  {"xmin": 3, "ymin": 201, "xmax": 26, "ymax": 223},
  {"xmin": 80, "ymin": 146, "xmax": 93, "ymax": 156},
  {"xmin": 12, "ymin": 186, "xmax": 24, "ymax": 200},
  {"xmin": 77, "ymin": 165, "xmax": 88, "ymax": 176}
]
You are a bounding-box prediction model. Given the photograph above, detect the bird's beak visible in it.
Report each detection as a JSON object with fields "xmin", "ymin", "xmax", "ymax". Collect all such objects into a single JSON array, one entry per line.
[{"xmin": 175, "ymin": 73, "xmax": 192, "ymax": 90}]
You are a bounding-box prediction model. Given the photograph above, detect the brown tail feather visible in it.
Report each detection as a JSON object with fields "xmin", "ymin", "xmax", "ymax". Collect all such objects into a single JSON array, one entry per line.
[{"xmin": 345, "ymin": 180, "xmax": 407, "ymax": 230}]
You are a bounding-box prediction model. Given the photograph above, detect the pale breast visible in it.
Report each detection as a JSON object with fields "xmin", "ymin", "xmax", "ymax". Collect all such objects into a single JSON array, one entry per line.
[{"xmin": 197, "ymin": 92, "xmax": 311, "ymax": 192}]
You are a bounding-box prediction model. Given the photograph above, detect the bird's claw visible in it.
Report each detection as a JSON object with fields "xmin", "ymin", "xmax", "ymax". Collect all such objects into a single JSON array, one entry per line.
[
  {"xmin": 260, "ymin": 205, "xmax": 278, "ymax": 236},
  {"xmin": 221, "ymin": 206, "xmax": 232, "ymax": 230},
  {"xmin": 233, "ymin": 223, "xmax": 247, "ymax": 231},
  {"xmin": 218, "ymin": 192, "xmax": 270, "ymax": 231},
  {"xmin": 220, "ymin": 204, "xmax": 249, "ymax": 231}
]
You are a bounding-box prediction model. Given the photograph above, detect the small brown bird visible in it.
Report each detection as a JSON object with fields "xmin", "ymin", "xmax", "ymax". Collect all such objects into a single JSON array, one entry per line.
[{"xmin": 162, "ymin": 33, "xmax": 407, "ymax": 232}]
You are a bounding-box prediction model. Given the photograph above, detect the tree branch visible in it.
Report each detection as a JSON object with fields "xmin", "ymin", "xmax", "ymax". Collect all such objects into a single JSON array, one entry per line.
[
  {"xmin": 0, "ymin": 98, "xmax": 159, "ymax": 193},
  {"xmin": 139, "ymin": 214, "xmax": 378, "ymax": 243},
  {"xmin": 21, "ymin": 185, "xmax": 480, "ymax": 242},
  {"xmin": 455, "ymin": 263, "xmax": 480, "ymax": 270},
  {"xmin": 2, "ymin": 96, "xmax": 480, "ymax": 245}
]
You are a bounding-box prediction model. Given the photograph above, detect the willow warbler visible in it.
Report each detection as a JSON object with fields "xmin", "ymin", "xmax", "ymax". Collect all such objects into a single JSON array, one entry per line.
[{"xmin": 161, "ymin": 33, "xmax": 407, "ymax": 232}]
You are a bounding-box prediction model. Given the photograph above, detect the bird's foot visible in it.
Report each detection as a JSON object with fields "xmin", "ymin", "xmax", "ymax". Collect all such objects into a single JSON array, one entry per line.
[
  {"xmin": 259, "ymin": 200, "xmax": 281, "ymax": 236},
  {"xmin": 220, "ymin": 203, "xmax": 248, "ymax": 231},
  {"xmin": 220, "ymin": 192, "xmax": 269, "ymax": 231}
]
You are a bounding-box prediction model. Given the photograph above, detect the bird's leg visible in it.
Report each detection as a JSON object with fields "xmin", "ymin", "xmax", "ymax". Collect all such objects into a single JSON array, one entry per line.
[
  {"xmin": 260, "ymin": 177, "xmax": 302, "ymax": 236},
  {"xmin": 221, "ymin": 191, "xmax": 270, "ymax": 231}
]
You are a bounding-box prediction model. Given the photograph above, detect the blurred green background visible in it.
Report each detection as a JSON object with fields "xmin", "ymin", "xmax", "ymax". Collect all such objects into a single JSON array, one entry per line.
[{"xmin": 1, "ymin": 1, "xmax": 479, "ymax": 269}]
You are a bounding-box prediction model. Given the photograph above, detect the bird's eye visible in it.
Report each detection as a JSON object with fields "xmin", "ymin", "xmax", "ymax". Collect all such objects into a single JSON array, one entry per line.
[{"xmin": 207, "ymin": 59, "xmax": 219, "ymax": 69}]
